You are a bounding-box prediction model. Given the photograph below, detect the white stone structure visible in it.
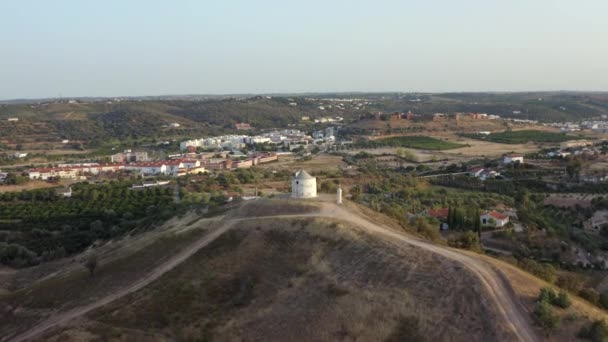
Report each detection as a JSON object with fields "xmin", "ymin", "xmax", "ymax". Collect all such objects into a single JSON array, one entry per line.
[
  {"xmin": 503, "ymin": 154, "xmax": 524, "ymax": 164},
  {"xmin": 337, "ymin": 186, "xmax": 342, "ymax": 204},
  {"xmin": 291, "ymin": 169, "xmax": 317, "ymax": 198}
]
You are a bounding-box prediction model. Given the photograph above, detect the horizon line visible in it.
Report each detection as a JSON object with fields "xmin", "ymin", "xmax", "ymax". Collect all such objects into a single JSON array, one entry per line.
[{"xmin": 3, "ymin": 89, "xmax": 608, "ymax": 103}]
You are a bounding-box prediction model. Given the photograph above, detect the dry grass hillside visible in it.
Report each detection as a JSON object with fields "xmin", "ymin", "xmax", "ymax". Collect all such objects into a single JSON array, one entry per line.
[
  {"xmin": 39, "ymin": 216, "xmax": 515, "ymax": 342},
  {"xmin": 2, "ymin": 199, "xmax": 605, "ymax": 341}
]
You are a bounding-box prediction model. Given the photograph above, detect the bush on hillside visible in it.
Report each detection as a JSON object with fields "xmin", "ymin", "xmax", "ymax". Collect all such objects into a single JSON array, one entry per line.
[
  {"xmin": 537, "ymin": 287, "xmax": 571, "ymax": 309},
  {"xmin": 578, "ymin": 320, "xmax": 608, "ymax": 342},
  {"xmin": 411, "ymin": 217, "xmax": 440, "ymax": 242},
  {"xmin": 385, "ymin": 316, "xmax": 425, "ymax": 342},
  {"xmin": 600, "ymin": 290, "xmax": 608, "ymax": 310},
  {"xmin": 579, "ymin": 288, "xmax": 600, "ymax": 306},
  {"xmin": 557, "ymin": 273, "xmax": 584, "ymax": 293},
  {"xmin": 538, "ymin": 287, "xmax": 557, "ymax": 303},
  {"xmin": 518, "ymin": 258, "xmax": 557, "ymax": 283},
  {"xmin": 532, "ymin": 300, "xmax": 560, "ymax": 335},
  {"xmin": 554, "ymin": 291, "xmax": 572, "ymax": 309},
  {"xmin": 447, "ymin": 231, "xmax": 480, "ymax": 251}
]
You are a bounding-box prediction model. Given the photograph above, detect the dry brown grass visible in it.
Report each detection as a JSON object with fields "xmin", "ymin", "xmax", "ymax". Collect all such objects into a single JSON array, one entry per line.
[
  {"xmin": 35, "ymin": 216, "xmax": 515, "ymax": 341},
  {"xmin": 234, "ymin": 198, "xmax": 321, "ymax": 218},
  {"xmin": 0, "ymin": 213, "xmax": 222, "ymax": 339}
]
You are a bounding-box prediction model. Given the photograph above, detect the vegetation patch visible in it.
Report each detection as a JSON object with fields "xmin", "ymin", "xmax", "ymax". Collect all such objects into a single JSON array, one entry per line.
[
  {"xmin": 462, "ymin": 130, "xmax": 583, "ymax": 144},
  {"xmin": 357, "ymin": 136, "xmax": 466, "ymax": 150}
]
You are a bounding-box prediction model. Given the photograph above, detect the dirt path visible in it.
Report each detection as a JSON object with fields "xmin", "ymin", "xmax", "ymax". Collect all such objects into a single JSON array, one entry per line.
[
  {"xmin": 319, "ymin": 203, "xmax": 538, "ymax": 342},
  {"xmin": 8, "ymin": 203, "xmax": 538, "ymax": 342},
  {"xmin": 7, "ymin": 222, "xmax": 234, "ymax": 342}
]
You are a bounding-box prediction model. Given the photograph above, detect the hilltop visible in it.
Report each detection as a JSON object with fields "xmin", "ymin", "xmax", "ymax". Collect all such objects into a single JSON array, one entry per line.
[{"xmin": 2, "ymin": 198, "xmax": 605, "ymax": 341}]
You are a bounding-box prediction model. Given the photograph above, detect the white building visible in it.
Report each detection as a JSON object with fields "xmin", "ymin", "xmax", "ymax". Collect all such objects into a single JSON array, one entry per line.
[
  {"xmin": 28, "ymin": 167, "xmax": 79, "ymax": 180},
  {"xmin": 503, "ymin": 154, "xmax": 524, "ymax": 164},
  {"xmin": 291, "ymin": 169, "xmax": 317, "ymax": 198},
  {"xmin": 480, "ymin": 211, "xmax": 510, "ymax": 228}
]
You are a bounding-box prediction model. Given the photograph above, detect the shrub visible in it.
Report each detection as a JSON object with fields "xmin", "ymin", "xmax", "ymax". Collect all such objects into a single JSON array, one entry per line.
[
  {"xmin": 412, "ymin": 217, "xmax": 440, "ymax": 242},
  {"xmin": 579, "ymin": 288, "xmax": 600, "ymax": 306},
  {"xmin": 578, "ymin": 320, "xmax": 608, "ymax": 342},
  {"xmin": 518, "ymin": 258, "xmax": 557, "ymax": 283},
  {"xmin": 554, "ymin": 291, "xmax": 572, "ymax": 309},
  {"xmin": 600, "ymin": 291, "xmax": 608, "ymax": 310},
  {"xmin": 447, "ymin": 231, "xmax": 480, "ymax": 251},
  {"xmin": 557, "ymin": 273, "xmax": 584, "ymax": 293},
  {"xmin": 532, "ymin": 301, "xmax": 560, "ymax": 334},
  {"xmin": 538, "ymin": 287, "xmax": 557, "ymax": 303},
  {"xmin": 385, "ymin": 316, "xmax": 425, "ymax": 342},
  {"xmin": 537, "ymin": 287, "xmax": 571, "ymax": 309}
]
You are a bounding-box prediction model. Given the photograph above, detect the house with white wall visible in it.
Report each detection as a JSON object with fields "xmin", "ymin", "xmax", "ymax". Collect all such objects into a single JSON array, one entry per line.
[{"xmin": 480, "ymin": 211, "xmax": 510, "ymax": 228}]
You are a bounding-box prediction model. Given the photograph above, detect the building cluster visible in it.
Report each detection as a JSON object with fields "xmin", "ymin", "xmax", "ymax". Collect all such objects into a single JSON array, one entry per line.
[
  {"xmin": 110, "ymin": 150, "xmax": 150, "ymax": 163},
  {"xmin": 28, "ymin": 159, "xmax": 205, "ymax": 180},
  {"xmin": 468, "ymin": 167, "xmax": 501, "ymax": 181},
  {"xmin": 313, "ymin": 116, "xmax": 343, "ymax": 123},
  {"xmin": 545, "ymin": 140, "xmax": 601, "ymax": 159},
  {"xmin": 194, "ymin": 152, "xmax": 279, "ymax": 170},
  {"xmin": 27, "ymin": 151, "xmax": 281, "ymax": 181},
  {"xmin": 180, "ymin": 129, "xmax": 339, "ymax": 152},
  {"xmin": 546, "ymin": 120, "xmax": 608, "ymax": 133},
  {"xmin": 370, "ymin": 111, "xmax": 502, "ymax": 122}
]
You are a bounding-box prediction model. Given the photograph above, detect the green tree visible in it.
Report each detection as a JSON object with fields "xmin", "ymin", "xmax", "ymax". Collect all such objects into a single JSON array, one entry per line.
[
  {"xmin": 566, "ymin": 157, "xmax": 583, "ymax": 181},
  {"xmin": 532, "ymin": 300, "xmax": 560, "ymax": 335},
  {"xmin": 474, "ymin": 208, "xmax": 482, "ymax": 238}
]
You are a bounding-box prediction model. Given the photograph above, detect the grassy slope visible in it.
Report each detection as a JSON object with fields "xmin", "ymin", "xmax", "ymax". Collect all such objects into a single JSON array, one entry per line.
[
  {"xmin": 41, "ymin": 216, "xmax": 514, "ymax": 342},
  {"xmin": 3, "ymin": 200, "xmax": 605, "ymax": 341},
  {"xmin": 463, "ymin": 130, "xmax": 587, "ymax": 144},
  {"xmin": 0, "ymin": 216, "xmax": 213, "ymax": 338},
  {"xmin": 366, "ymin": 136, "xmax": 467, "ymax": 150}
]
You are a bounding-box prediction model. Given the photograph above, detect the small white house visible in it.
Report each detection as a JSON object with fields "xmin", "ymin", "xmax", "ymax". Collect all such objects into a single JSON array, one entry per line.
[
  {"xmin": 480, "ymin": 211, "xmax": 510, "ymax": 228},
  {"xmin": 503, "ymin": 154, "xmax": 524, "ymax": 164},
  {"xmin": 469, "ymin": 167, "xmax": 485, "ymax": 178}
]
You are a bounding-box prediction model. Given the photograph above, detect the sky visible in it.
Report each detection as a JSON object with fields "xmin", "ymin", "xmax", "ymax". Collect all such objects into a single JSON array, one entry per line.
[{"xmin": 1, "ymin": 0, "xmax": 607, "ymax": 99}]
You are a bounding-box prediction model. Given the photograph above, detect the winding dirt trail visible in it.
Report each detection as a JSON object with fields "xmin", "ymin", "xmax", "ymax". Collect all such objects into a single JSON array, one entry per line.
[
  {"xmin": 321, "ymin": 204, "xmax": 538, "ymax": 342},
  {"xmin": 7, "ymin": 203, "xmax": 538, "ymax": 342},
  {"xmin": 7, "ymin": 222, "xmax": 234, "ymax": 342}
]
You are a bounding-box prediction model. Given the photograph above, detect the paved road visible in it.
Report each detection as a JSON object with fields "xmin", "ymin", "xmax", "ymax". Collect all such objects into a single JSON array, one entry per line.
[{"xmin": 7, "ymin": 203, "xmax": 538, "ymax": 342}]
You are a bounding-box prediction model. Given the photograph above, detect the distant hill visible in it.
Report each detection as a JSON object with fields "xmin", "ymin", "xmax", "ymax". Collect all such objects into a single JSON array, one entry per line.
[{"xmin": 0, "ymin": 92, "xmax": 606, "ymax": 149}]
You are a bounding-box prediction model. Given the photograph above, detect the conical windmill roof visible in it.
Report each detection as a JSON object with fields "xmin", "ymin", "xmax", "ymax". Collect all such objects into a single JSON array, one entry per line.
[{"xmin": 294, "ymin": 169, "xmax": 314, "ymax": 180}]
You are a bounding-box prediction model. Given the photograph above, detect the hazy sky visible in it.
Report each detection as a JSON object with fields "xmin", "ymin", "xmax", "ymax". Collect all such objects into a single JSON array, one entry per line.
[{"xmin": 1, "ymin": 0, "xmax": 607, "ymax": 99}]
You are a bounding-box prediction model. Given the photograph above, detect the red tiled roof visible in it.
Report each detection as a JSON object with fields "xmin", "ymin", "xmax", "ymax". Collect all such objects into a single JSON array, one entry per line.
[
  {"xmin": 486, "ymin": 211, "xmax": 508, "ymax": 220},
  {"xmin": 428, "ymin": 208, "xmax": 449, "ymax": 219},
  {"xmin": 29, "ymin": 167, "xmax": 77, "ymax": 173}
]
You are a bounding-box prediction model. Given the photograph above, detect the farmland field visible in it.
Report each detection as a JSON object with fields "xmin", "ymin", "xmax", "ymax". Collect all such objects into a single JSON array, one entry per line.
[
  {"xmin": 358, "ymin": 136, "xmax": 467, "ymax": 150},
  {"xmin": 461, "ymin": 130, "xmax": 583, "ymax": 144}
]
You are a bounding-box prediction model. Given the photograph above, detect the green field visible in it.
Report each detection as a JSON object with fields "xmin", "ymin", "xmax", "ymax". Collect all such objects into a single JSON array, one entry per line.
[
  {"xmin": 359, "ymin": 136, "xmax": 467, "ymax": 150},
  {"xmin": 462, "ymin": 130, "xmax": 583, "ymax": 144}
]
